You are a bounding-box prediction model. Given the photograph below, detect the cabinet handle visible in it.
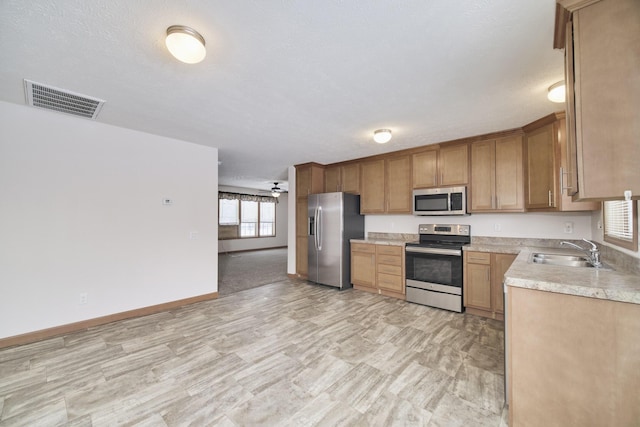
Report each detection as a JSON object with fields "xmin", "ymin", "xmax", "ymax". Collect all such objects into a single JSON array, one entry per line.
[
  {"xmin": 433, "ymin": 174, "xmax": 437, "ymax": 186},
  {"xmin": 548, "ymin": 190, "xmax": 553, "ymax": 207},
  {"xmin": 487, "ymin": 270, "xmax": 490, "ymax": 282},
  {"xmin": 560, "ymin": 167, "xmax": 573, "ymax": 194},
  {"xmin": 496, "ymin": 195, "xmax": 500, "ymax": 209}
]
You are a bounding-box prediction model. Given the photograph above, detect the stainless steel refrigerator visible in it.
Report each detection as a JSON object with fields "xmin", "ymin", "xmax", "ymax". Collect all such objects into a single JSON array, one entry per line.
[{"xmin": 308, "ymin": 192, "xmax": 364, "ymax": 289}]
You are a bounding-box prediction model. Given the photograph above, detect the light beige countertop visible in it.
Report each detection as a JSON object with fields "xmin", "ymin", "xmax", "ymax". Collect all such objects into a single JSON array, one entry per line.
[
  {"xmin": 489, "ymin": 245, "xmax": 640, "ymax": 305},
  {"xmin": 464, "ymin": 243, "xmax": 522, "ymax": 254},
  {"xmin": 350, "ymin": 238, "xmax": 413, "ymax": 246},
  {"xmin": 354, "ymin": 234, "xmax": 640, "ymax": 304}
]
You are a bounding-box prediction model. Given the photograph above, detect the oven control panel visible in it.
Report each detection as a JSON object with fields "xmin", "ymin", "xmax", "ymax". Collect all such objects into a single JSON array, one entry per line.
[{"xmin": 418, "ymin": 224, "xmax": 470, "ymax": 236}]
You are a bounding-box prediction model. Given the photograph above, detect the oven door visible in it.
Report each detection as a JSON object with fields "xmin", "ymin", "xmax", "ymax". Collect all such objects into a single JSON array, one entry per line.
[{"xmin": 405, "ymin": 247, "xmax": 462, "ymax": 289}]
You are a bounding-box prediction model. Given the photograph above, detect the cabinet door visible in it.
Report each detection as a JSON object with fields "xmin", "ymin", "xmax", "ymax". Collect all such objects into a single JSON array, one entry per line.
[
  {"xmin": 412, "ymin": 149, "xmax": 438, "ymax": 188},
  {"xmin": 572, "ymin": 0, "xmax": 640, "ymax": 199},
  {"xmin": 324, "ymin": 166, "xmax": 340, "ymax": 192},
  {"xmin": 351, "ymin": 249, "xmax": 376, "ymax": 288},
  {"xmin": 470, "ymin": 140, "xmax": 496, "ymax": 211},
  {"xmin": 564, "ymin": 19, "xmax": 579, "ymax": 197},
  {"xmin": 360, "ymin": 159, "xmax": 386, "ymax": 214},
  {"xmin": 440, "ymin": 144, "xmax": 469, "ymax": 186},
  {"xmin": 556, "ymin": 118, "xmax": 600, "ymax": 211},
  {"xmin": 525, "ymin": 124, "xmax": 556, "ymax": 209},
  {"xmin": 495, "ymin": 136, "xmax": 524, "ymax": 211},
  {"xmin": 491, "ymin": 253, "xmax": 516, "ymax": 315},
  {"xmin": 386, "ymin": 155, "xmax": 412, "ymax": 214},
  {"xmin": 464, "ymin": 263, "xmax": 491, "ymax": 310},
  {"xmin": 341, "ymin": 163, "xmax": 360, "ymax": 194}
]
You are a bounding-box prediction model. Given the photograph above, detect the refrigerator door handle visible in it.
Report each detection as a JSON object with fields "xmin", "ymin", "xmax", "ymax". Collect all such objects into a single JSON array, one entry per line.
[
  {"xmin": 313, "ymin": 206, "xmax": 319, "ymax": 250},
  {"xmin": 317, "ymin": 206, "xmax": 323, "ymax": 251}
]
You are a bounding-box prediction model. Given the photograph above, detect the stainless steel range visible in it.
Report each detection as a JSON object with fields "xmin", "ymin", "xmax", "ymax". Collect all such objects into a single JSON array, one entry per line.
[{"xmin": 405, "ymin": 224, "xmax": 470, "ymax": 312}]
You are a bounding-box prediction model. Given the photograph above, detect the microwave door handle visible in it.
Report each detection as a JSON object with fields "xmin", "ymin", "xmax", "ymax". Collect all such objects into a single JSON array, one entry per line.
[{"xmin": 447, "ymin": 193, "xmax": 451, "ymax": 212}]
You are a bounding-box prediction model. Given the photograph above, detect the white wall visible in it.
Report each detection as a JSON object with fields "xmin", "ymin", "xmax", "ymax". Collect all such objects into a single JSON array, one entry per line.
[
  {"xmin": 217, "ymin": 185, "xmax": 288, "ymax": 253},
  {"xmin": 287, "ymin": 166, "xmax": 297, "ymax": 275},
  {"xmin": 365, "ymin": 211, "xmax": 593, "ymax": 240},
  {"xmin": 0, "ymin": 101, "xmax": 218, "ymax": 339}
]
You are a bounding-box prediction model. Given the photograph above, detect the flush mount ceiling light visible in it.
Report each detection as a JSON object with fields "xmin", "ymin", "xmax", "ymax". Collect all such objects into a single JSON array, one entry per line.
[
  {"xmin": 373, "ymin": 129, "xmax": 392, "ymax": 144},
  {"xmin": 547, "ymin": 80, "xmax": 566, "ymax": 103},
  {"xmin": 271, "ymin": 191, "xmax": 281, "ymax": 198},
  {"xmin": 165, "ymin": 25, "xmax": 206, "ymax": 64}
]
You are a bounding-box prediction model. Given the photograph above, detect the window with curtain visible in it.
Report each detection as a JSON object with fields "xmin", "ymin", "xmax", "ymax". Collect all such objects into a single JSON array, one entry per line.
[
  {"xmin": 603, "ymin": 200, "xmax": 638, "ymax": 251},
  {"xmin": 218, "ymin": 192, "xmax": 276, "ymax": 239}
]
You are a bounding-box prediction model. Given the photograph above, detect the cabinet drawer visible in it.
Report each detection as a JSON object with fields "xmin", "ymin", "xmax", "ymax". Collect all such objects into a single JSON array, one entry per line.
[
  {"xmin": 466, "ymin": 251, "xmax": 490, "ymax": 264},
  {"xmin": 377, "ymin": 272, "xmax": 403, "ymax": 289},
  {"xmin": 376, "ymin": 245, "xmax": 403, "ymax": 256},
  {"xmin": 377, "ymin": 263, "xmax": 402, "ymax": 275},
  {"xmin": 352, "ymin": 243, "xmax": 375, "ymax": 253},
  {"xmin": 377, "ymin": 254, "xmax": 402, "ymax": 266}
]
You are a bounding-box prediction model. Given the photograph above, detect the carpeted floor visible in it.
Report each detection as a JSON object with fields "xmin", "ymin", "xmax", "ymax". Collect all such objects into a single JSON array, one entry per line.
[{"xmin": 218, "ymin": 247, "xmax": 289, "ymax": 296}]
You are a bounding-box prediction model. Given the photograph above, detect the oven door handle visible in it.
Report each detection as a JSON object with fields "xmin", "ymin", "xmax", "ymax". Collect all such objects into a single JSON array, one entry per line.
[{"xmin": 405, "ymin": 246, "xmax": 462, "ymax": 256}]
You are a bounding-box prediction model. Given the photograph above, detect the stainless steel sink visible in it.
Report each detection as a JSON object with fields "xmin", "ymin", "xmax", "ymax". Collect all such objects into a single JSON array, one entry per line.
[{"xmin": 530, "ymin": 252, "xmax": 594, "ymax": 268}]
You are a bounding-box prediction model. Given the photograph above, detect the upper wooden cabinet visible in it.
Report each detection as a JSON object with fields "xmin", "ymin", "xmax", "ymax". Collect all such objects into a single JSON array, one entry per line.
[
  {"xmin": 524, "ymin": 113, "xmax": 600, "ymax": 212},
  {"xmin": 360, "ymin": 155, "xmax": 412, "ymax": 214},
  {"xmin": 386, "ymin": 156, "xmax": 412, "ymax": 213},
  {"xmin": 524, "ymin": 123, "xmax": 556, "ymax": 210},
  {"xmin": 470, "ymin": 135, "xmax": 524, "ymax": 213},
  {"xmin": 324, "ymin": 163, "xmax": 360, "ymax": 194},
  {"xmin": 296, "ymin": 163, "xmax": 324, "ymax": 197},
  {"xmin": 360, "ymin": 159, "xmax": 386, "ymax": 214},
  {"xmin": 558, "ymin": 0, "xmax": 640, "ymax": 200},
  {"xmin": 412, "ymin": 144, "xmax": 468, "ymax": 189},
  {"xmin": 412, "ymin": 148, "xmax": 438, "ymax": 188}
]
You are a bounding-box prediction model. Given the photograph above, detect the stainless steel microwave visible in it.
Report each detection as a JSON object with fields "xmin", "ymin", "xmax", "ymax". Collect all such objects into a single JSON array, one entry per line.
[{"xmin": 413, "ymin": 186, "xmax": 467, "ymax": 216}]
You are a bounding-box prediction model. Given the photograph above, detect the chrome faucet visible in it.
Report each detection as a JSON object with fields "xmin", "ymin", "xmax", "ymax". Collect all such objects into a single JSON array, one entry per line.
[{"xmin": 561, "ymin": 239, "xmax": 603, "ymax": 268}]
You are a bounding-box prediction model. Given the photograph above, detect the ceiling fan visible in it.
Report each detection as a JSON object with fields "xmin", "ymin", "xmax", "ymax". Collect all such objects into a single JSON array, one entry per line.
[{"xmin": 261, "ymin": 182, "xmax": 288, "ymax": 198}]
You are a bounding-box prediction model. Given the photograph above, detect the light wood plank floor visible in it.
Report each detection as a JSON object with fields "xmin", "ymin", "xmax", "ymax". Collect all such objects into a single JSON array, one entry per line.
[{"xmin": 0, "ymin": 279, "xmax": 508, "ymax": 426}]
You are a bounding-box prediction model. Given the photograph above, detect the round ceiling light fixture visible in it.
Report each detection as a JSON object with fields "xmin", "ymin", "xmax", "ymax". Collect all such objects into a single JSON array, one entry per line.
[
  {"xmin": 165, "ymin": 25, "xmax": 206, "ymax": 64},
  {"xmin": 373, "ymin": 129, "xmax": 392, "ymax": 144},
  {"xmin": 547, "ymin": 80, "xmax": 566, "ymax": 103}
]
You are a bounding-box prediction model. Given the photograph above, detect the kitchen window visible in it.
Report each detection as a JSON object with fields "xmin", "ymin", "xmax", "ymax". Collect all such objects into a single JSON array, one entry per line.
[
  {"xmin": 603, "ymin": 200, "xmax": 638, "ymax": 251},
  {"xmin": 218, "ymin": 192, "xmax": 276, "ymax": 239}
]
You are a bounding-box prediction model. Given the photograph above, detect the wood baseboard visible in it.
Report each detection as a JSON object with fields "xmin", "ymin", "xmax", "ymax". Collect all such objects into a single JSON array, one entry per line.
[
  {"xmin": 465, "ymin": 306, "xmax": 504, "ymax": 321},
  {"xmin": 0, "ymin": 292, "xmax": 218, "ymax": 350},
  {"xmin": 353, "ymin": 285, "xmax": 406, "ymax": 301}
]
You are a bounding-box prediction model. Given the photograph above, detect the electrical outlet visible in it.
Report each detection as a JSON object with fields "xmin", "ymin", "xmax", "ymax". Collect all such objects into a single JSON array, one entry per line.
[
  {"xmin": 494, "ymin": 223, "xmax": 501, "ymax": 232},
  {"xmin": 162, "ymin": 198, "xmax": 173, "ymax": 206},
  {"xmin": 79, "ymin": 292, "xmax": 88, "ymax": 305},
  {"xmin": 564, "ymin": 222, "xmax": 574, "ymax": 234},
  {"xmin": 189, "ymin": 231, "xmax": 199, "ymax": 240},
  {"xmin": 597, "ymin": 220, "xmax": 603, "ymax": 230}
]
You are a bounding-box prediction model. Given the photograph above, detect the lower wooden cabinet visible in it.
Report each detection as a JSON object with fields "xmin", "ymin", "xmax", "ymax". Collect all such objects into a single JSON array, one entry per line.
[
  {"xmin": 507, "ymin": 286, "xmax": 640, "ymax": 426},
  {"xmin": 350, "ymin": 243, "xmax": 376, "ymax": 289},
  {"xmin": 463, "ymin": 250, "xmax": 516, "ymax": 320},
  {"xmin": 351, "ymin": 243, "xmax": 405, "ymax": 298}
]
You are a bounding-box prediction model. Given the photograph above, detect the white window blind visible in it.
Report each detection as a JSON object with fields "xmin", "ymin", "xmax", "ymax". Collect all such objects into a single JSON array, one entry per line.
[
  {"xmin": 219, "ymin": 199, "xmax": 239, "ymax": 225},
  {"xmin": 604, "ymin": 200, "xmax": 633, "ymax": 242}
]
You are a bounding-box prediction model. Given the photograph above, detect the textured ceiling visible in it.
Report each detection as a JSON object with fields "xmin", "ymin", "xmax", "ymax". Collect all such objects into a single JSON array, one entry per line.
[{"xmin": 0, "ymin": 0, "xmax": 564, "ymax": 192}]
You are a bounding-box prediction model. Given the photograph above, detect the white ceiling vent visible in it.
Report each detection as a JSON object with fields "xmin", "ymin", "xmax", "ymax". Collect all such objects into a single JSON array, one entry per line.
[{"xmin": 24, "ymin": 79, "xmax": 105, "ymax": 120}]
